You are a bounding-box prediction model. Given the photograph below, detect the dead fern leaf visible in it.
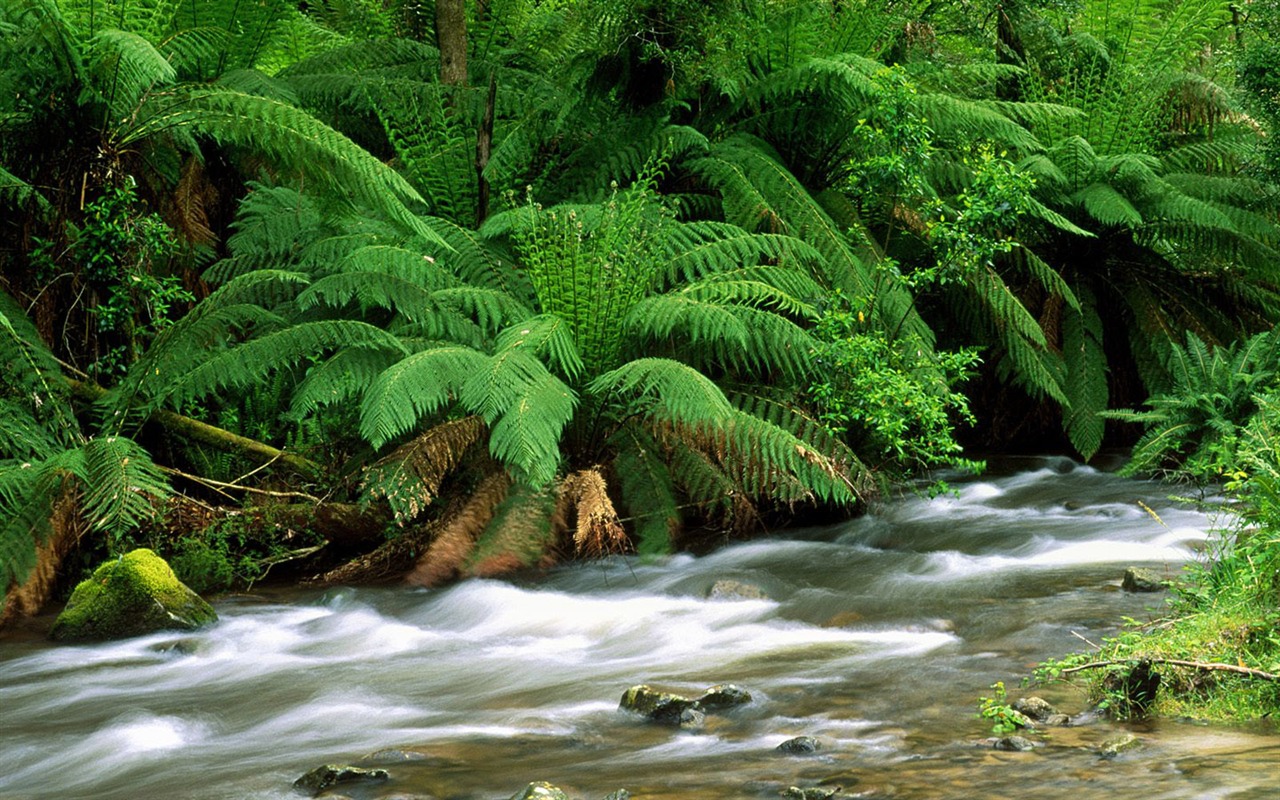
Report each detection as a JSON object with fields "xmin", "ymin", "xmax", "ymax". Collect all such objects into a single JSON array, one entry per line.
[
  {"xmin": 564, "ymin": 467, "xmax": 629, "ymax": 557},
  {"xmin": 366, "ymin": 416, "xmax": 486, "ymax": 524},
  {"xmin": 404, "ymin": 469, "xmax": 509, "ymax": 587}
]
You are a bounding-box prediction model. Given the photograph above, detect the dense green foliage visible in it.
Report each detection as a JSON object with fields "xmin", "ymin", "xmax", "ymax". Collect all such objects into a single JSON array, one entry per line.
[{"xmin": 3, "ymin": 0, "xmax": 1280, "ymax": 608}]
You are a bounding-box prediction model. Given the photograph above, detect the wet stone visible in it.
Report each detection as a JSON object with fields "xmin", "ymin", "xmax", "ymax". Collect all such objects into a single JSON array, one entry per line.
[
  {"xmin": 1044, "ymin": 713, "xmax": 1072, "ymax": 726},
  {"xmin": 1099, "ymin": 733, "xmax": 1143, "ymax": 759},
  {"xmin": 510, "ymin": 783, "xmax": 570, "ymax": 800},
  {"xmin": 697, "ymin": 684, "xmax": 753, "ymax": 710},
  {"xmin": 1012, "ymin": 696, "xmax": 1058, "ymax": 722},
  {"xmin": 601, "ymin": 790, "xmax": 630, "ymax": 800},
  {"xmin": 776, "ymin": 736, "xmax": 821, "ymax": 755},
  {"xmin": 619, "ymin": 685, "xmax": 702, "ymax": 727},
  {"xmin": 293, "ymin": 765, "xmax": 390, "ymax": 796},
  {"xmin": 994, "ymin": 735, "xmax": 1036, "ymax": 752},
  {"xmin": 1122, "ymin": 567, "xmax": 1165, "ymax": 592},
  {"xmin": 707, "ymin": 580, "xmax": 769, "ymax": 601},
  {"xmin": 782, "ymin": 787, "xmax": 842, "ymax": 800}
]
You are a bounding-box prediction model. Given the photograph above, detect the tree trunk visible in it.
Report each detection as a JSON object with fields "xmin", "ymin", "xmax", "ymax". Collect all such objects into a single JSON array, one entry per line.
[
  {"xmin": 67, "ymin": 378, "xmax": 323, "ymax": 478},
  {"xmin": 436, "ymin": 0, "xmax": 468, "ymax": 87},
  {"xmin": 475, "ymin": 73, "xmax": 496, "ymax": 225}
]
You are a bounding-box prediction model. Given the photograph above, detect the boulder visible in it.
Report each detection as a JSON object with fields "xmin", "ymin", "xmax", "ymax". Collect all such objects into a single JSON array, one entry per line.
[
  {"xmin": 619, "ymin": 685, "xmax": 701, "ymax": 726},
  {"xmin": 601, "ymin": 790, "xmax": 630, "ymax": 800},
  {"xmin": 1122, "ymin": 567, "xmax": 1164, "ymax": 593},
  {"xmin": 49, "ymin": 549, "xmax": 217, "ymax": 642},
  {"xmin": 696, "ymin": 684, "xmax": 753, "ymax": 710},
  {"xmin": 292, "ymin": 765, "xmax": 389, "ymax": 796},
  {"xmin": 776, "ymin": 736, "xmax": 820, "ymax": 755},
  {"xmin": 706, "ymin": 580, "xmax": 768, "ymax": 601},
  {"xmin": 510, "ymin": 783, "xmax": 570, "ymax": 800},
  {"xmin": 783, "ymin": 788, "xmax": 843, "ymax": 800},
  {"xmin": 993, "ymin": 735, "xmax": 1036, "ymax": 752},
  {"xmin": 1011, "ymin": 696, "xmax": 1058, "ymax": 722}
]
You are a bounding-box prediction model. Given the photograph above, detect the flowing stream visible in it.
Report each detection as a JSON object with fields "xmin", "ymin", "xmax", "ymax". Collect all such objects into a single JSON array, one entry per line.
[{"xmin": 3, "ymin": 456, "xmax": 1278, "ymax": 800}]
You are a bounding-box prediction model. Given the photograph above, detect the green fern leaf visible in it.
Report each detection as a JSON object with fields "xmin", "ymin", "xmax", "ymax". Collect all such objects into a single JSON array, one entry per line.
[{"xmin": 1062, "ymin": 287, "xmax": 1108, "ymax": 459}]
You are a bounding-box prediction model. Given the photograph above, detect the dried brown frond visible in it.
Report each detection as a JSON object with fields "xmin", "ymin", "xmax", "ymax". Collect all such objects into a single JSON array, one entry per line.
[
  {"xmin": 564, "ymin": 468, "xmax": 629, "ymax": 558},
  {"xmin": 172, "ymin": 156, "xmax": 216, "ymax": 246},
  {"xmin": 463, "ymin": 485, "xmax": 560, "ymax": 578},
  {"xmin": 366, "ymin": 416, "xmax": 486, "ymax": 524},
  {"xmin": 1, "ymin": 477, "xmax": 80, "ymax": 627},
  {"xmin": 405, "ymin": 470, "xmax": 510, "ymax": 587}
]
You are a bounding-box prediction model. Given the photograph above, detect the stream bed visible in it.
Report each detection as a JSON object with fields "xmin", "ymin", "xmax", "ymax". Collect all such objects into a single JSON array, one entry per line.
[{"xmin": 2, "ymin": 456, "xmax": 1278, "ymax": 800}]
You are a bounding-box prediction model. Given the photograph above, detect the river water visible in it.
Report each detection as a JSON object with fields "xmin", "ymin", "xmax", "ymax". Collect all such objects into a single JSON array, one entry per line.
[{"xmin": 2, "ymin": 456, "xmax": 1277, "ymax": 800}]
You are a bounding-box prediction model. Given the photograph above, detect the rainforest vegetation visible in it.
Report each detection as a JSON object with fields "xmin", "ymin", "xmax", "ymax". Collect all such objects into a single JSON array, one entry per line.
[{"xmin": 5, "ymin": 0, "xmax": 1280, "ymax": 706}]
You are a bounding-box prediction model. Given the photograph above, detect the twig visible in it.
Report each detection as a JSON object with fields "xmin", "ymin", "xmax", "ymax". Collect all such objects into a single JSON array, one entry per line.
[
  {"xmin": 159, "ymin": 465, "xmax": 322, "ymax": 502},
  {"xmin": 1060, "ymin": 657, "xmax": 1280, "ymax": 681},
  {"xmin": 1071, "ymin": 630, "xmax": 1102, "ymax": 650}
]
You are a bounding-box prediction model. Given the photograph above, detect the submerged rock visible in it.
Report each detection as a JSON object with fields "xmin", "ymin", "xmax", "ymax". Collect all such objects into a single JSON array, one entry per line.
[
  {"xmin": 49, "ymin": 549, "xmax": 217, "ymax": 642},
  {"xmin": 292, "ymin": 764, "xmax": 389, "ymax": 796},
  {"xmin": 776, "ymin": 736, "xmax": 821, "ymax": 755},
  {"xmin": 1122, "ymin": 567, "xmax": 1164, "ymax": 592},
  {"xmin": 509, "ymin": 782, "xmax": 570, "ymax": 800},
  {"xmin": 697, "ymin": 684, "xmax": 753, "ymax": 710},
  {"xmin": 601, "ymin": 789, "xmax": 630, "ymax": 800},
  {"xmin": 706, "ymin": 580, "xmax": 768, "ymax": 601},
  {"xmin": 1098, "ymin": 733, "xmax": 1143, "ymax": 759}
]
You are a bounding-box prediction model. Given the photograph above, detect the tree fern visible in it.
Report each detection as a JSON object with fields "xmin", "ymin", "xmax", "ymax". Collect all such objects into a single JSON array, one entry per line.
[
  {"xmin": 119, "ymin": 86, "xmax": 446, "ymax": 247},
  {"xmin": 1061, "ymin": 286, "xmax": 1108, "ymax": 460}
]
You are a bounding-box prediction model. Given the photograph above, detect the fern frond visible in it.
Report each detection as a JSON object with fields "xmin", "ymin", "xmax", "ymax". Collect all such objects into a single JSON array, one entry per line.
[
  {"xmin": 0, "ymin": 400, "xmax": 60, "ymax": 461},
  {"xmin": 659, "ymin": 222, "xmax": 824, "ymax": 287},
  {"xmin": 120, "ymin": 86, "xmax": 445, "ymax": 246},
  {"xmin": 1061, "ymin": 287, "xmax": 1108, "ymax": 460},
  {"xmin": 405, "ymin": 469, "xmax": 509, "ymax": 587},
  {"xmin": 85, "ymin": 29, "xmax": 175, "ymax": 119},
  {"xmin": 163, "ymin": 319, "xmax": 408, "ymax": 408},
  {"xmin": 611, "ymin": 425, "xmax": 680, "ymax": 555},
  {"xmin": 561, "ymin": 467, "xmax": 628, "ymax": 557},
  {"xmin": 1073, "ymin": 181, "xmax": 1144, "ymax": 228},
  {"xmin": 459, "ymin": 348, "xmax": 575, "ymax": 487},
  {"xmin": 589, "ymin": 358, "xmax": 734, "ymax": 427},
  {"xmin": 359, "ymin": 346, "xmax": 490, "ymax": 449},
  {"xmin": 80, "ymin": 436, "xmax": 170, "ymax": 538},
  {"xmin": 465, "ymin": 482, "xmax": 559, "ymax": 576},
  {"xmin": 363, "ymin": 416, "xmax": 486, "ymax": 524},
  {"xmin": 290, "ymin": 345, "xmax": 405, "ymax": 419},
  {"xmin": 494, "ymin": 315, "xmax": 584, "ymax": 383}
]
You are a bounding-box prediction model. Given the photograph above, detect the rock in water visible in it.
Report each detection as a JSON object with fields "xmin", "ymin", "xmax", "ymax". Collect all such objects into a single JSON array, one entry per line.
[
  {"xmin": 1011, "ymin": 696, "xmax": 1058, "ymax": 722},
  {"xmin": 510, "ymin": 783, "xmax": 570, "ymax": 800},
  {"xmin": 697, "ymin": 684, "xmax": 753, "ymax": 710},
  {"xmin": 994, "ymin": 735, "xmax": 1036, "ymax": 752},
  {"xmin": 776, "ymin": 736, "xmax": 821, "ymax": 755},
  {"xmin": 1098, "ymin": 733, "xmax": 1142, "ymax": 759},
  {"xmin": 619, "ymin": 685, "xmax": 700, "ymax": 725},
  {"xmin": 293, "ymin": 765, "xmax": 390, "ymax": 796},
  {"xmin": 49, "ymin": 549, "xmax": 217, "ymax": 642},
  {"xmin": 1122, "ymin": 567, "xmax": 1164, "ymax": 592},
  {"xmin": 706, "ymin": 580, "xmax": 768, "ymax": 600}
]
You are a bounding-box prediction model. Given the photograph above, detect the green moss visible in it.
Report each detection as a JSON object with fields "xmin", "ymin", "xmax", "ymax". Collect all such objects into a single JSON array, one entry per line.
[{"xmin": 50, "ymin": 549, "xmax": 218, "ymax": 642}]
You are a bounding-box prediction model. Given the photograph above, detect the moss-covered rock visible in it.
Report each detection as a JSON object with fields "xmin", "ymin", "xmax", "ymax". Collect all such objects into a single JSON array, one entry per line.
[
  {"xmin": 49, "ymin": 549, "xmax": 218, "ymax": 642},
  {"xmin": 509, "ymin": 782, "xmax": 570, "ymax": 800}
]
